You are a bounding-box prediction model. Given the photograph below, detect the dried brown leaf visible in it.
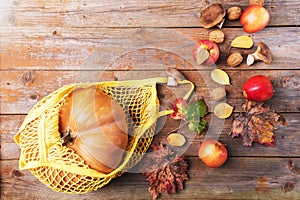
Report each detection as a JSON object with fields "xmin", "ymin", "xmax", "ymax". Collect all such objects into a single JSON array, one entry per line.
[
  {"xmin": 231, "ymin": 100, "xmax": 287, "ymax": 146},
  {"xmin": 139, "ymin": 143, "xmax": 189, "ymax": 199}
]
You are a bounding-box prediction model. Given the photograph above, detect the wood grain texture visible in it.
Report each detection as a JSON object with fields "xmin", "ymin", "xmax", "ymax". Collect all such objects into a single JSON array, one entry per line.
[
  {"xmin": 1, "ymin": 113, "xmax": 299, "ymax": 160},
  {"xmin": 1, "ymin": 70, "xmax": 299, "ymax": 114},
  {"xmin": 1, "ymin": 0, "xmax": 299, "ymax": 28},
  {"xmin": 1, "ymin": 0, "xmax": 300, "ymax": 199},
  {"xmin": 1, "ymin": 158, "xmax": 300, "ymax": 200},
  {"xmin": 1, "ymin": 27, "xmax": 299, "ymax": 70}
]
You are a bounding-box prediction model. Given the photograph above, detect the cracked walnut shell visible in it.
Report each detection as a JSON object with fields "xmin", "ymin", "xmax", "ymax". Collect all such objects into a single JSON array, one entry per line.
[
  {"xmin": 227, "ymin": 52, "xmax": 243, "ymax": 67},
  {"xmin": 209, "ymin": 30, "xmax": 225, "ymax": 43},
  {"xmin": 227, "ymin": 6, "xmax": 242, "ymax": 21}
]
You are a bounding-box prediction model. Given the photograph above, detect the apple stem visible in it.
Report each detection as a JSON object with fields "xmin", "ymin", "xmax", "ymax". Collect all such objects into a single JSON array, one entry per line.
[{"xmin": 242, "ymin": 90, "xmax": 248, "ymax": 99}]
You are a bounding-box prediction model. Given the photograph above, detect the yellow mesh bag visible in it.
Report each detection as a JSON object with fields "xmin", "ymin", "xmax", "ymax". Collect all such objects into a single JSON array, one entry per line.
[{"xmin": 14, "ymin": 77, "xmax": 194, "ymax": 194}]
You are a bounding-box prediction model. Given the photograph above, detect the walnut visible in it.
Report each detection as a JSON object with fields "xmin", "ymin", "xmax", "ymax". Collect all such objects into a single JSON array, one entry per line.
[
  {"xmin": 209, "ymin": 30, "xmax": 225, "ymax": 44},
  {"xmin": 227, "ymin": 52, "xmax": 243, "ymax": 67},
  {"xmin": 227, "ymin": 6, "xmax": 242, "ymax": 21},
  {"xmin": 249, "ymin": 0, "xmax": 264, "ymax": 6}
]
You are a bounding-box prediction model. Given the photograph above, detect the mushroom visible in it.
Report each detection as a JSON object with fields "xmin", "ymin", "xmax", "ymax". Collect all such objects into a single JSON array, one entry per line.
[
  {"xmin": 165, "ymin": 67, "xmax": 186, "ymax": 86},
  {"xmin": 247, "ymin": 42, "xmax": 272, "ymax": 66},
  {"xmin": 199, "ymin": 4, "xmax": 226, "ymax": 29},
  {"xmin": 216, "ymin": 18, "xmax": 225, "ymax": 29}
]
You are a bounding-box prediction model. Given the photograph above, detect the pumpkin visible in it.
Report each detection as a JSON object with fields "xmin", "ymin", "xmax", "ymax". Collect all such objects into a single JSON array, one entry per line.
[{"xmin": 59, "ymin": 87, "xmax": 128, "ymax": 174}]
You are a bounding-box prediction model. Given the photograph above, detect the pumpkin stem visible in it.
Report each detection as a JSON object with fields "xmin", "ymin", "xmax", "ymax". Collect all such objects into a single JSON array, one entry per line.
[{"xmin": 60, "ymin": 129, "xmax": 76, "ymax": 146}]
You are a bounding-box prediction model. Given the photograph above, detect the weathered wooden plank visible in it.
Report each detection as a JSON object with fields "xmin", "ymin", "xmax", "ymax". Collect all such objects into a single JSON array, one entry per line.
[
  {"xmin": 1, "ymin": 113, "xmax": 299, "ymax": 160},
  {"xmin": 1, "ymin": 70, "xmax": 299, "ymax": 114},
  {"xmin": 0, "ymin": 115, "xmax": 24, "ymax": 142},
  {"xmin": 155, "ymin": 113, "xmax": 300, "ymax": 157},
  {"xmin": 0, "ymin": 1, "xmax": 299, "ymax": 200},
  {"xmin": 1, "ymin": 0, "xmax": 299, "ymax": 28},
  {"xmin": 1, "ymin": 27, "xmax": 299, "ymax": 70},
  {"xmin": 1, "ymin": 158, "xmax": 299, "ymax": 200}
]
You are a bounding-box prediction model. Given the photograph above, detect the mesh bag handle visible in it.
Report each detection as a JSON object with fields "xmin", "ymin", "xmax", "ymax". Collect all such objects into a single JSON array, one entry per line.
[{"xmin": 154, "ymin": 77, "xmax": 195, "ymax": 118}]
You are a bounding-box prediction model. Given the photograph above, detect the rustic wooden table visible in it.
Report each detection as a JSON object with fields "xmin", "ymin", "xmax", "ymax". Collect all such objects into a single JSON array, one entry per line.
[{"xmin": 1, "ymin": 0, "xmax": 300, "ymax": 199}]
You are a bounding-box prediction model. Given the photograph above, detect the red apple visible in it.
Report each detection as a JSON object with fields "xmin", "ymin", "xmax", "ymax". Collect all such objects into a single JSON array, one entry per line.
[
  {"xmin": 198, "ymin": 140, "xmax": 228, "ymax": 168},
  {"xmin": 193, "ymin": 40, "xmax": 220, "ymax": 65},
  {"xmin": 242, "ymin": 75, "xmax": 274, "ymax": 101},
  {"xmin": 240, "ymin": 5, "xmax": 270, "ymax": 33}
]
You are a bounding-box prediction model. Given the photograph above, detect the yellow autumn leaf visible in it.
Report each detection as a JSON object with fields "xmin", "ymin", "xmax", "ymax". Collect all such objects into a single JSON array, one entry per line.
[
  {"xmin": 196, "ymin": 48, "xmax": 210, "ymax": 65},
  {"xmin": 214, "ymin": 102, "xmax": 234, "ymax": 119},
  {"xmin": 231, "ymin": 35, "xmax": 253, "ymax": 49},
  {"xmin": 211, "ymin": 69, "xmax": 231, "ymax": 85},
  {"xmin": 167, "ymin": 133, "xmax": 186, "ymax": 146}
]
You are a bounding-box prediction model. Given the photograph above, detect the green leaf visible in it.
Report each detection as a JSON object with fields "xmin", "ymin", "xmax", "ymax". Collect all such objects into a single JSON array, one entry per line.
[
  {"xmin": 188, "ymin": 119, "xmax": 207, "ymax": 134},
  {"xmin": 183, "ymin": 99, "xmax": 208, "ymax": 134},
  {"xmin": 184, "ymin": 99, "xmax": 207, "ymax": 118}
]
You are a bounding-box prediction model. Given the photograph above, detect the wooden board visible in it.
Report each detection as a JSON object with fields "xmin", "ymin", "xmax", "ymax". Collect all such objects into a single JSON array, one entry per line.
[
  {"xmin": 1, "ymin": 0, "xmax": 299, "ymax": 27},
  {"xmin": 1, "ymin": 158, "xmax": 300, "ymax": 199},
  {"xmin": 1, "ymin": 113, "xmax": 299, "ymax": 160},
  {"xmin": 1, "ymin": 27, "xmax": 299, "ymax": 70},
  {"xmin": 1, "ymin": 70, "xmax": 299, "ymax": 114},
  {"xmin": 1, "ymin": 0, "xmax": 300, "ymax": 199}
]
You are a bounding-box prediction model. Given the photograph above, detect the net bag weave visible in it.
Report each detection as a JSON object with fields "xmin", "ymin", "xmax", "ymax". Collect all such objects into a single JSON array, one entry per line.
[{"xmin": 14, "ymin": 77, "xmax": 194, "ymax": 194}]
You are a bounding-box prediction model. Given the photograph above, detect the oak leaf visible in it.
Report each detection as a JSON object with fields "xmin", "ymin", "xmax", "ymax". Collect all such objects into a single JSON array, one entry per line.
[
  {"xmin": 139, "ymin": 143, "xmax": 189, "ymax": 199},
  {"xmin": 231, "ymin": 100, "xmax": 287, "ymax": 146}
]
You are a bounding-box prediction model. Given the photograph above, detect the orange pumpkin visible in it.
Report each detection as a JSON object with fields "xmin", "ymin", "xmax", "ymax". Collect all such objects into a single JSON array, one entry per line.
[{"xmin": 59, "ymin": 87, "xmax": 128, "ymax": 174}]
